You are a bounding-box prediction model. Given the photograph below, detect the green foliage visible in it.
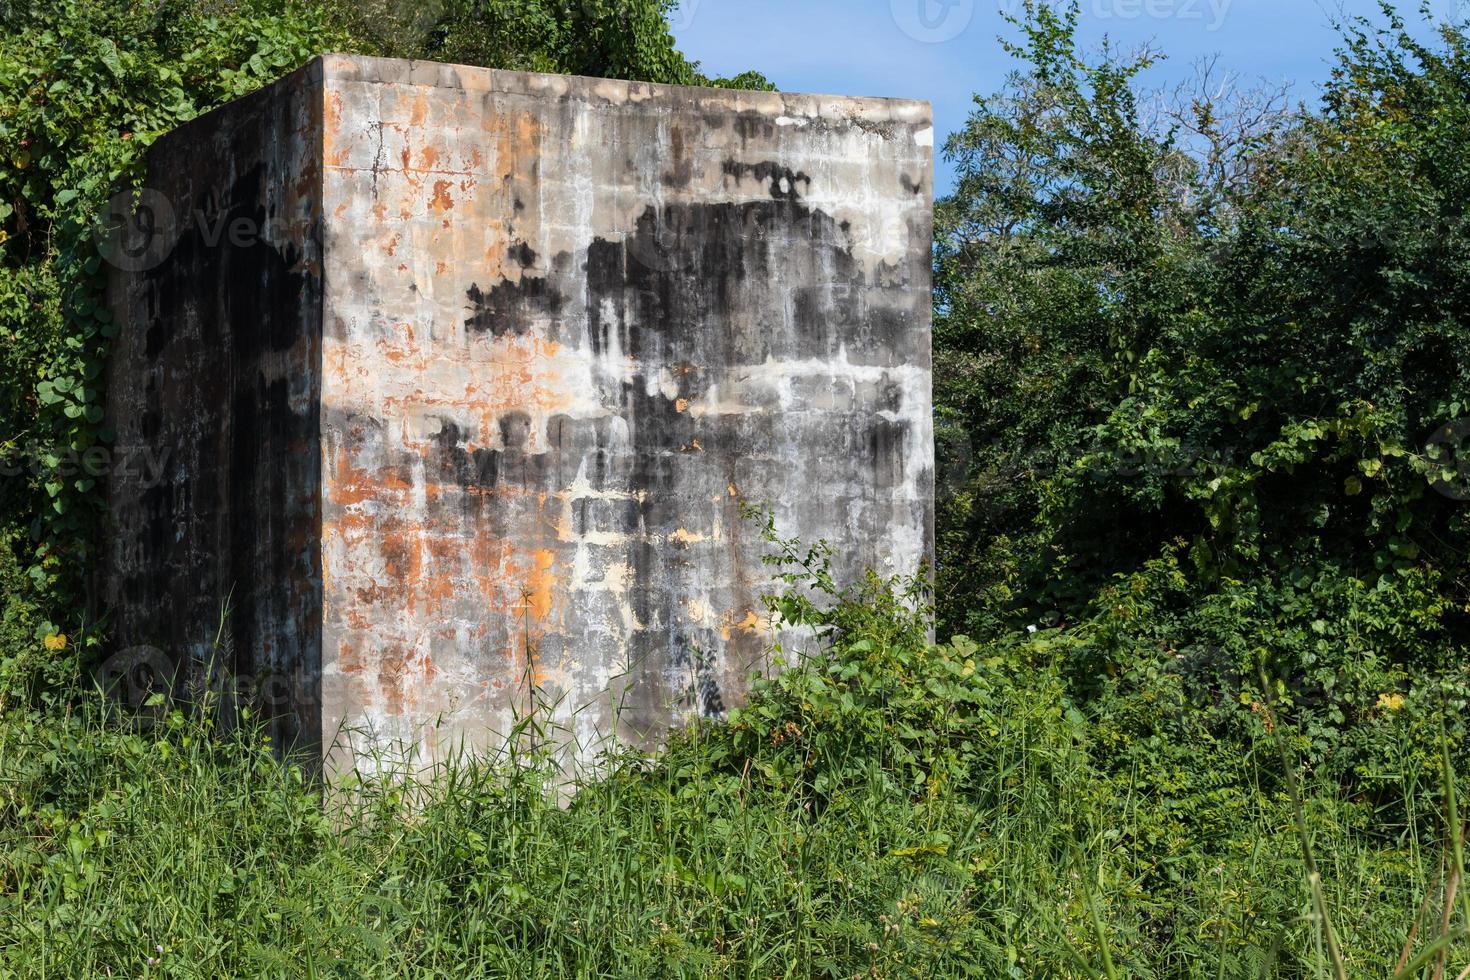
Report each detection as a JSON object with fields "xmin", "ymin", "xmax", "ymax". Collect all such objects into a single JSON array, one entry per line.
[
  {"xmin": 934, "ymin": 2, "xmax": 1470, "ymax": 638},
  {"xmin": 932, "ymin": 4, "xmax": 1470, "ymax": 848},
  {"xmin": 1, "ymin": 562, "xmax": 1464, "ymax": 977},
  {"xmin": 322, "ymin": 0, "xmax": 772, "ymax": 89}
]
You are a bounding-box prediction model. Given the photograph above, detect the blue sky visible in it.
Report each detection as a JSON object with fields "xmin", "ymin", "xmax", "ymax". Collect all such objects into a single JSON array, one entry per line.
[{"xmin": 671, "ymin": 0, "xmax": 1464, "ymax": 195}]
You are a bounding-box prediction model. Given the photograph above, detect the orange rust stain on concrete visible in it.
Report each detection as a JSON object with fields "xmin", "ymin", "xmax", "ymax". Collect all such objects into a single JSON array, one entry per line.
[
  {"xmin": 356, "ymin": 583, "xmax": 396, "ymax": 606},
  {"xmin": 430, "ymin": 180, "xmax": 454, "ymax": 212},
  {"xmin": 483, "ymin": 111, "xmax": 543, "ymax": 208},
  {"xmin": 468, "ymin": 536, "xmax": 514, "ymax": 617},
  {"xmin": 377, "ymin": 337, "xmax": 425, "ymax": 368},
  {"xmin": 525, "ymin": 548, "xmax": 557, "ymax": 621},
  {"xmin": 421, "ymin": 570, "xmax": 462, "ymax": 616},
  {"xmin": 323, "ymin": 90, "xmax": 345, "ymax": 166},
  {"xmin": 409, "ymin": 94, "xmax": 429, "ymax": 127},
  {"xmin": 719, "ymin": 610, "xmax": 765, "ymax": 642},
  {"xmin": 321, "ymin": 512, "xmax": 380, "ymax": 542},
  {"xmin": 482, "ymin": 233, "xmax": 508, "ymax": 276},
  {"xmin": 336, "ymin": 637, "xmax": 366, "ymax": 675},
  {"xmin": 379, "ymin": 524, "xmax": 423, "ymax": 585},
  {"xmin": 527, "ymin": 641, "xmax": 554, "ymax": 688},
  {"xmin": 376, "ymin": 644, "xmax": 416, "ymax": 715},
  {"xmin": 327, "ymin": 444, "xmax": 412, "ymax": 507}
]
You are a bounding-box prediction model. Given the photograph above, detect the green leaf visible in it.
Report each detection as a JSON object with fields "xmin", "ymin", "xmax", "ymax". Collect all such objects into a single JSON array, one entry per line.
[{"xmin": 98, "ymin": 39, "xmax": 123, "ymax": 77}]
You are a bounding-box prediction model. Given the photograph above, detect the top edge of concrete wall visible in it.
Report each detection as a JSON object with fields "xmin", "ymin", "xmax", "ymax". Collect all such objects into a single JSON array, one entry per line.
[
  {"xmin": 318, "ymin": 53, "xmax": 933, "ymax": 128},
  {"xmin": 150, "ymin": 54, "xmax": 934, "ymax": 159}
]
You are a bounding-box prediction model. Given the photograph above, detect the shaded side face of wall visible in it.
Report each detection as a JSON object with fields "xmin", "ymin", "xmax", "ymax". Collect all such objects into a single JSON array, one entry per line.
[
  {"xmin": 318, "ymin": 58, "xmax": 933, "ymax": 772},
  {"xmin": 103, "ymin": 64, "xmax": 324, "ymax": 754}
]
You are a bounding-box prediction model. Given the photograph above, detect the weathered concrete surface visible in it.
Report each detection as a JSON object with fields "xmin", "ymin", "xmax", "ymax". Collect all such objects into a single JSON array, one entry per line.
[
  {"xmin": 102, "ymin": 59, "xmax": 325, "ymax": 754},
  {"xmin": 104, "ymin": 54, "xmax": 933, "ymax": 776}
]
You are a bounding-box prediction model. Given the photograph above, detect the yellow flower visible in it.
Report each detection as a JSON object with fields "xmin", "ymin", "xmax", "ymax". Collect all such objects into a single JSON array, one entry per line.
[
  {"xmin": 1377, "ymin": 692, "xmax": 1406, "ymax": 713},
  {"xmin": 43, "ymin": 633, "xmax": 67, "ymax": 651}
]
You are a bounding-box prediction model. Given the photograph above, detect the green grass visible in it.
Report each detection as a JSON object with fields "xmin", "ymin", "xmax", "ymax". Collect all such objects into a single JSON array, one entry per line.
[{"xmin": 0, "ymin": 609, "xmax": 1466, "ymax": 978}]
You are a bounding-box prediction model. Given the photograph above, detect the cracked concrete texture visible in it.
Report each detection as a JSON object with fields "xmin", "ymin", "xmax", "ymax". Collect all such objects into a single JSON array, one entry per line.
[{"xmin": 104, "ymin": 54, "xmax": 934, "ymax": 777}]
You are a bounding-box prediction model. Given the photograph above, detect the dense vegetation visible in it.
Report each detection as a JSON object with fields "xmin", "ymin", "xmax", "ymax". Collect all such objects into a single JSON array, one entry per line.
[
  {"xmin": 2, "ymin": 0, "xmax": 1469, "ymax": 975},
  {"xmin": 1, "ymin": 551, "xmax": 1463, "ymax": 976}
]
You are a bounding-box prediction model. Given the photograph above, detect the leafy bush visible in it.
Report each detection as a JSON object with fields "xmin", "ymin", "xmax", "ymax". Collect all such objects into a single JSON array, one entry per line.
[
  {"xmin": 1, "ymin": 559, "xmax": 1464, "ymax": 977},
  {"xmin": 934, "ymin": 2, "xmax": 1470, "ymax": 641}
]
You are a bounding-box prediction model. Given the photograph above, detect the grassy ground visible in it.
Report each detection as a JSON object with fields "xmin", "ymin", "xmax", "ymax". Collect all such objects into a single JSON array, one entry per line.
[{"xmin": 1, "ymin": 590, "xmax": 1466, "ymax": 979}]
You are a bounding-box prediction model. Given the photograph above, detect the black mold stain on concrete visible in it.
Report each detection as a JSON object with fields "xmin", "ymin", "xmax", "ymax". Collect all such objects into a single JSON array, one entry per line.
[
  {"xmin": 432, "ymin": 419, "xmax": 501, "ymax": 490},
  {"xmin": 136, "ymin": 164, "xmax": 317, "ymax": 660},
  {"xmin": 498, "ymin": 411, "xmax": 532, "ymax": 450},
  {"xmin": 429, "ymin": 190, "xmax": 901, "ymax": 727},
  {"xmin": 100, "ymin": 65, "xmax": 332, "ymax": 762},
  {"xmin": 509, "ymin": 241, "xmax": 537, "ymax": 268},
  {"xmin": 464, "ymin": 276, "xmax": 564, "ymax": 337},
  {"xmin": 577, "ymin": 193, "xmax": 913, "ymax": 724},
  {"xmin": 720, "ymin": 160, "xmax": 812, "ymax": 201},
  {"xmin": 114, "ymin": 138, "xmax": 322, "ymax": 756},
  {"xmin": 661, "ymin": 126, "xmax": 693, "ymax": 189}
]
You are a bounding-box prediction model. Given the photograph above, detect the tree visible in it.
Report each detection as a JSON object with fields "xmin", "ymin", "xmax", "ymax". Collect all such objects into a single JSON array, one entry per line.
[{"xmin": 933, "ymin": 1, "xmax": 1469, "ymax": 647}]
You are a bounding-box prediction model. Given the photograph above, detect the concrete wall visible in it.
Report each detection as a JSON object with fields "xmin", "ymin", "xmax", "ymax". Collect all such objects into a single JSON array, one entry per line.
[
  {"xmin": 105, "ymin": 54, "xmax": 933, "ymax": 776},
  {"xmin": 103, "ymin": 61, "xmax": 325, "ymax": 753}
]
